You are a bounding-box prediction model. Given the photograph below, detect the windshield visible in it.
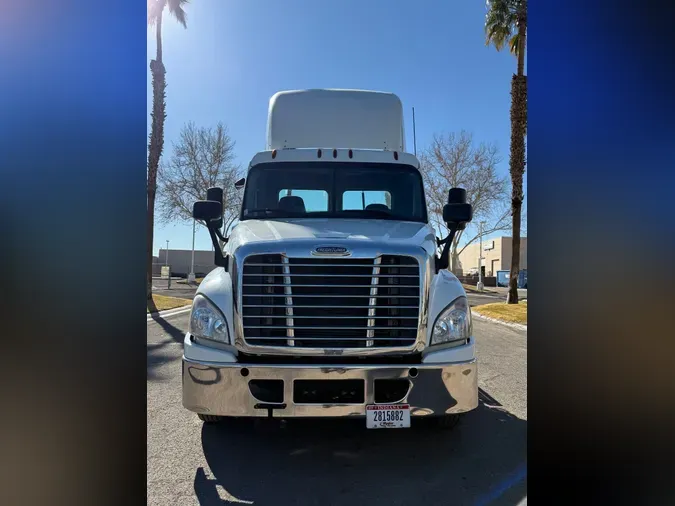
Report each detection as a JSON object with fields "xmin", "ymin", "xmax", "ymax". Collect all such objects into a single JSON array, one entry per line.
[{"xmin": 241, "ymin": 162, "xmax": 427, "ymax": 222}]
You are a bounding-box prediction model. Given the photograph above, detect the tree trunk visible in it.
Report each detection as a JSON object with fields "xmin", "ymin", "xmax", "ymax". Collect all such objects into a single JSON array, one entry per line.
[
  {"xmin": 516, "ymin": 2, "xmax": 526, "ymax": 77},
  {"xmin": 507, "ymin": 62, "xmax": 527, "ymax": 302},
  {"xmin": 506, "ymin": 74, "xmax": 527, "ymax": 303},
  {"xmin": 450, "ymin": 229, "xmax": 463, "ymax": 275},
  {"xmin": 507, "ymin": 4, "xmax": 527, "ymax": 304},
  {"xmin": 451, "ymin": 251, "xmax": 460, "ymax": 275},
  {"xmin": 507, "ymin": 196, "xmax": 522, "ymax": 302},
  {"xmin": 147, "ymin": 16, "xmax": 166, "ymax": 300}
]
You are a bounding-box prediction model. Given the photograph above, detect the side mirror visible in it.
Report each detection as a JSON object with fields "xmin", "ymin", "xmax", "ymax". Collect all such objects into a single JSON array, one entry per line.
[
  {"xmin": 192, "ymin": 200, "xmax": 222, "ymax": 222},
  {"xmin": 234, "ymin": 177, "xmax": 246, "ymax": 190},
  {"xmin": 206, "ymin": 187, "xmax": 224, "ymax": 229},
  {"xmin": 442, "ymin": 188, "xmax": 472, "ymax": 230},
  {"xmin": 436, "ymin": 187, "xmax": 472, "ymax": 273}
]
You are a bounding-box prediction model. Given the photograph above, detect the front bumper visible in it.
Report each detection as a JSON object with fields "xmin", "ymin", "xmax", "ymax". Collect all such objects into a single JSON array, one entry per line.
[{"xmin": 182, "ymin": 353, "xmax": 478, "ymax": 418}]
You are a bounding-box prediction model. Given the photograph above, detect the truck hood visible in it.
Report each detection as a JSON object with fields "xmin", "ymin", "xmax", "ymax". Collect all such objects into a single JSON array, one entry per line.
[{"xmin": 228, "ymin": 219, "xmax": 436, "ymax": 251}]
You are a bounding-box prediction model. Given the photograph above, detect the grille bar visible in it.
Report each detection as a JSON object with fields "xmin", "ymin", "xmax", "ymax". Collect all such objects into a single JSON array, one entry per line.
[
  {"xmin": 281, "ymin": 256, "xmax": 294, "ymax": 347},
  {"xmin": 243, "ymin": 294, "xmax": 419, "ymax": 298},
  {"xmin": 244, "ymin": 263, "xmax": 400, "ymax": 268},
  {"xmin": 243, "ymin": 273, "xmax": 418, "ymax": 278},
  {"xmin": 244, "ymin": 305, "xmax": 420, "ymax": 309},
  {"xmin": 243, "ymin": 326, "xmax": 419, "ymax": 330},
  {"xmin": 366, "ymin": 257, "xmax": 382, "ymax": 347},
  {"xmin": 243, "ymin": 315, "xmax": 418, "ymax": 319},
  {"xmin": 243, "ymin": 336, "xmax": 415, "ymax": 341},
  {"xmin": 241, "ymin": 254, "xmax": 420, "ymax": 349},
  {"xmin": 244, "ymin": 284, "xmax": 419, "ymax": 288}
]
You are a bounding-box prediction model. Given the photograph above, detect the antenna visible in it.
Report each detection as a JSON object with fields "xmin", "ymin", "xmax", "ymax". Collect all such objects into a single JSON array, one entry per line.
[{"xmin": 412, "ymin": 107, "xmax": 417, "ymax": 156}]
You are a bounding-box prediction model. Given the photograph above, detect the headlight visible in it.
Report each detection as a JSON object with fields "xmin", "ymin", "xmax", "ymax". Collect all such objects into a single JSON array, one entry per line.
[
  {"xmin": 189, "ymin": 295, "xmax": 230, "ymax": 344},
  {"xmin": 431, "ymin": 296, "xmax": 472, "ymax": 345}
]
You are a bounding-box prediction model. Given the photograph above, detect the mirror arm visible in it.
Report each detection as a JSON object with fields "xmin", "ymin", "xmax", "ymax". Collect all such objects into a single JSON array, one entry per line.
[
  {"xmin": 436, "ymin": 224, "xmax": 458, "ymax": 273},
  {"xmin": 214, "ymin": 227, "xmax": 228, "ymax": 244},
  {"xmin": 203, "ymin": 221, "xmax": 228, "ymax": 269}
]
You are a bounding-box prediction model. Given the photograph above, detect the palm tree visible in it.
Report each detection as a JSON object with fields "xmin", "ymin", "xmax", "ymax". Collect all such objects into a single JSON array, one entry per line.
[
  {"xmin": 485, "ymin": 0, "xmax": 527, "ymax": 304},
  {"xmin": 147, "ymin": 0, "xmax": 189, "ymax": 300}
]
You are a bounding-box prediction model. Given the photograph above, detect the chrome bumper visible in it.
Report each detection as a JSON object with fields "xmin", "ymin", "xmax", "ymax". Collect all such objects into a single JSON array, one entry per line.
[{"xmin": 182, "ymin": 357, "xmax": 478, "ymax": 418}]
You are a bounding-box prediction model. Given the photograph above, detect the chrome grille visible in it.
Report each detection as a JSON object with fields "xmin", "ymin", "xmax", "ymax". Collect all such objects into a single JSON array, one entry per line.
[{"xmin": 241, "ymin": 254, "xmax": 420, "ymax": 348}]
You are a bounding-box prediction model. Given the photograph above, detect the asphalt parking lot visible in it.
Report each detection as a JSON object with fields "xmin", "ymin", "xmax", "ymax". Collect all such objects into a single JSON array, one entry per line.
[
  {"xmin": 151, "ymin": 278, "xmax": 199, "ymax": 300},
  {"xmin": 147, "ymin": 308, "xmax": 527, "ymax": 505}
]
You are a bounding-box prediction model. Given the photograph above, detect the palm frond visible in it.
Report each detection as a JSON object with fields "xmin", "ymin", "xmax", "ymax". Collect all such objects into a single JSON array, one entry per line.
[
  {"xmin": 147, "ymin": 0, "xmax": 166, "ymax": 26},
  {"xmin": 485, "ymin": 23, "xmax": 512, "ymax": 51},
  {"xmin": 484, "ymin": 0, "xmax": 518, "ymax": 51},
  {"xmin": 168, "ymin": 0, "xmax": 189, "ymax": 28},
  {"xmin": 509, "ymin": 33, "xmax": 520, "ymax": 55}
]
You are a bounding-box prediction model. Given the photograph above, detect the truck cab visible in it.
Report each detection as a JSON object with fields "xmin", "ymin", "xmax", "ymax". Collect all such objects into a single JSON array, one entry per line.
[{"xmin": 182, "ymin": 89, "xmax": 477, "ymax": 429}]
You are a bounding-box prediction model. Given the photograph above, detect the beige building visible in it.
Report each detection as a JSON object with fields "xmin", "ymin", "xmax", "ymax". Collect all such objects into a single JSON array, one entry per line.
[
  {"xmin": 156, "ymin": 249, "xmax": 217, "ymax": 277},
  {"xmin": 457, "ymin": 236, "xmax": 527, "ymax": 277}
]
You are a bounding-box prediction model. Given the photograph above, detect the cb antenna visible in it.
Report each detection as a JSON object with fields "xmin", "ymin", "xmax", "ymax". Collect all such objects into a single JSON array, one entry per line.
[{"xmin": 412, "ymin": 107, "xmax": 417, "ymax": 156}]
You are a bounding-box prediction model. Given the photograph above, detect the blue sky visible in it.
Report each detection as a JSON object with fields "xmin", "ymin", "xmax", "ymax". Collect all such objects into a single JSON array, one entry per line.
[{"xmin": 148, "ymin": 0, "xmax": 526, "ymax": 255}]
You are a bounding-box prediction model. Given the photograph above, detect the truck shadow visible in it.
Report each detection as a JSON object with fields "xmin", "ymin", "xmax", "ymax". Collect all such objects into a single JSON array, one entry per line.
[
  {"xmin": 148, "ymin": 314, "xmax": 186, "ymax": 343},
  {"xmin": 194, "ymin": 390, "xmax": 526, "ymax": 506},
  {"xmin": 147, "ymin": 316, "xmax": 185, "ymax": 381},
  {"xmin": 147, "ymin": 342, "xmax": 177, "ymax": 381}
]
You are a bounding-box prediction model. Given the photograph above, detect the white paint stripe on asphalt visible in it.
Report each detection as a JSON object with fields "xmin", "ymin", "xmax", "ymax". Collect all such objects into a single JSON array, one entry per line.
[
  {"xmin": 472, "ymin": 310, "xmax": 527, "ymax": 331},
  {"xmin": 147, "ymin": 306, "xmax": 191, "ymax": 322},
  {"xmin": 158, "ymin": 305, "xmax": 191, "ymax": 317}
]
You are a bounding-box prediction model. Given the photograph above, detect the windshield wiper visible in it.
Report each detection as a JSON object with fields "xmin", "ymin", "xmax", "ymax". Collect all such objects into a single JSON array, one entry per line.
[{"xmin": 243, "ymin": 208, "xmax": 304, "ymax": 218}]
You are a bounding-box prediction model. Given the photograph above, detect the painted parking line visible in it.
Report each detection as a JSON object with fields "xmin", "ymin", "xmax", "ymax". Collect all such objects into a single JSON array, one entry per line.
[{"xmin": 147, "ymin": 305, "xmax": 191, "ymax": 322}]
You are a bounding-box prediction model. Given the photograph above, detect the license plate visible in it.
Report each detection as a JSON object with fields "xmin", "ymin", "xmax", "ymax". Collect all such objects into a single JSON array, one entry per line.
[{"xmin": 366, "ymin": 404, "xmax": 411, "ymax": 429}]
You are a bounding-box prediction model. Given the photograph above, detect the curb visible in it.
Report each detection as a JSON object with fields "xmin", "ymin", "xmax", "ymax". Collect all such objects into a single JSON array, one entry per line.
[
  {"xmin": 462, "ymin": 286, "xmax": 500, "ymax": 296},
  {"xmin": 472, "ymin": 310, "xmax": 527, "ymax": 331},
  {"xmin": 147, "ymin": 305, "xmax": 191, "ymax": 322}
]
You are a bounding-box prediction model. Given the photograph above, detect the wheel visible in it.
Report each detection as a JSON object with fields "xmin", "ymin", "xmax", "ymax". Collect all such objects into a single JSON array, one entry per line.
[{"xmin": 198, "ymin": 413, "xmax": 223, "ymax": 423}]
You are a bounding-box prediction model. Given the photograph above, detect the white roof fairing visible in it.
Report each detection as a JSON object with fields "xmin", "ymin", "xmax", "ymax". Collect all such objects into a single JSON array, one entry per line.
[{"xmin": 266, "ymin": 89, "xmax": 406, "ymax": 152}]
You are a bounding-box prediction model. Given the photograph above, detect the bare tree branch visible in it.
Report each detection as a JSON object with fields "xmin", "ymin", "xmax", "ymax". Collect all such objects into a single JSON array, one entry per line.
[
  {"xmin": 158, "ymin": 122, "xmax": 243, "ymax": 232},
  {"xmin": 420, "ymin": 131, "xmax": 510, "ymax": 274},
  {"xmin": 456, "ymin": 209, "xmax": 511, "ymax": 257}
]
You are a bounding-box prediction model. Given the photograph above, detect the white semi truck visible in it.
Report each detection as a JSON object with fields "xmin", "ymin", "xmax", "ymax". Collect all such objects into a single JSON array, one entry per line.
[{"xmin": 183, "ymin": 89, "xmax": 477, "ymax": 429}]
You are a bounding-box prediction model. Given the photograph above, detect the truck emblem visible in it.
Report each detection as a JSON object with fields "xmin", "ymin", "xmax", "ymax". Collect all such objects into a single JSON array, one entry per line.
[
  {"xmin": 324, "ymin": 349, "xmax": 344, "ymax": 356},
  {"xmin": 312, "ymin": 246, "xmax": 350, "ymax": 256}
]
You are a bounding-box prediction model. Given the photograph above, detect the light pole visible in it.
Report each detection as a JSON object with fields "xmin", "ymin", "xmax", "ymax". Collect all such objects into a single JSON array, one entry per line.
[
  {"xmin": 188, "ymin": 219, "xmax": 196, "ymax": 283},
  {"xmin": 165, "ymin": 240, "xmax": 170, "ymax": 289},
  {"xmin": 477, "ymin": 221, "xmax": 486, "ymax": 292}
]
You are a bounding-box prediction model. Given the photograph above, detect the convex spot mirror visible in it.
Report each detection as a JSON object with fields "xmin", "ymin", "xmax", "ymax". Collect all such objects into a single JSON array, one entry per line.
[
  {"xmin": 234, "ymin": 178, "xmax": 246, "ymax": 190},
  {"xmin": 443, "ymin": 188, "xmax": 472, "ymax": 230},
  {"xmin": 193, "ymin": 200, "xmax": 222, "ymax": 222}
]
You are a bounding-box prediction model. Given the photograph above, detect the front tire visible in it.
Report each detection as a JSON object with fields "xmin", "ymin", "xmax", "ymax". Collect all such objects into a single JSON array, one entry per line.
[
  {"xmin": 419, "ymin": 413, "xmax": 461, "ymax": 430},
  {"xmin": 435, "ymin": 414, "xmax": 461, "ymax": 429},
  {"xmin": 198, "ymin": 414, "xmax": 223, "ymax": 423}
]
